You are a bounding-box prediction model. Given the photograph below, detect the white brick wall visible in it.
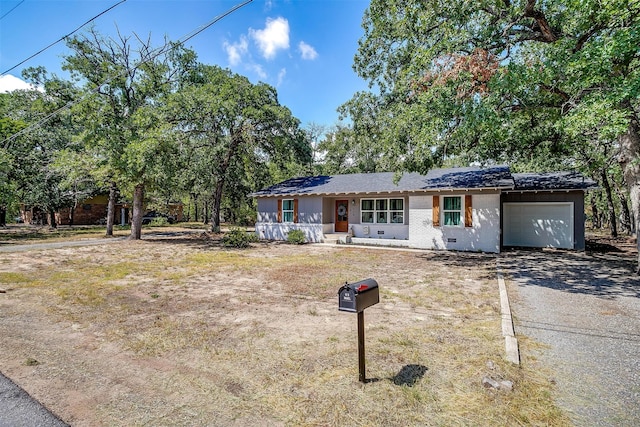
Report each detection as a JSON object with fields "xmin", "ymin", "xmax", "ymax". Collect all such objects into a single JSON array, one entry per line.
[
  {"xmin": 256, "ymin": 193, "xmax": 501, "ymax": 252},
  {"xmin": 255, "ymin": 223, "xmax": 324, "ymax": 243},
  {"xmin": 408, "ymin": 193, "xmax": 500, "ymax": 253}
]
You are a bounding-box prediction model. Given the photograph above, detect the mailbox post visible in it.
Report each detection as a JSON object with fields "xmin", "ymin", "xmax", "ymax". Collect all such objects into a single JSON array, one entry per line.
[{"xmin": 338, "ymin": 278, "xmax": 379, "ymax": 383}]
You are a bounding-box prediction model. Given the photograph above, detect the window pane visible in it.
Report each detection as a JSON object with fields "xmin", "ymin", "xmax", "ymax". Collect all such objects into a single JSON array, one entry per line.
[
  {"xmin": 390, "ymin": 198, "xmax": 403, "ymax": 210},
  {"xmin": 362, "ymin": 212, "xmax": 374, "ymax": 223},
  {"xmin": 377, "ymin": 211, "xmax": 387, "ymax": 223},
  {"xmin": 443, "ymin": 197, "xmax": 460, "ymax": 210},
  {"xmin": 376, "ymin": 199, "xmax": 387, "ymax": 211},
  {"xmin": 283, "ymin": 200, "xmax": 294, "ymax": 210},
  {"xmin": 361, "ymin": 200, "xmax": 374, "ymax": 211},
  {"xmin": 444, "ymin": 212, "xmax": 460, "ymax": 226},
  {"xmin": 283, "ymin": 212, "xmax": 294, "ymax": 223},
  {"xmin": 391, "ymin": 212, "xmax": 403, "ymax": 224}
]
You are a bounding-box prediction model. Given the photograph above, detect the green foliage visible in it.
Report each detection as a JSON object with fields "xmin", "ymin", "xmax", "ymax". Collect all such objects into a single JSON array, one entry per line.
[
  {"xmin": 165, "ymin": 64, "xmax": 311, "ymax": 232},
  {"xmin": 222, "ymin": 227, "xmax": 258, "ymax": 248},
  {"xmin": 347, "ymin": 0, "xmax": 640, "ymax": 173},
  {"xmin": 0, "ymin": 77, "xmax": 82, "ymax": 226},
  {"xmin": 233, "ymin": 203, "xmax": 257, "ymax": 226},
  {"xmin": 1, "ymin": 27, "xmax": 310, "ymax": 233},
  {"xmin": 63, "ymin": 28, "xmax": 194, "ymax": 237},
  {"xmin": 286, "ymin": 229, "xmax": 306, "ymax": 245},
  {"xmin": 149, "ymin": 217, "xmax": 169, "ymax": 227}
]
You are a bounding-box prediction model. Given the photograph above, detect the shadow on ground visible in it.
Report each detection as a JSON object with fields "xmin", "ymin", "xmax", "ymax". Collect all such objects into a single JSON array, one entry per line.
[
  {"xmin": 390, "ymin": 364, "xmax": 429, "ymax": 386},
  {"xmin": 500, "ymin": 247, "xmax": 640, "ymax": 299}
]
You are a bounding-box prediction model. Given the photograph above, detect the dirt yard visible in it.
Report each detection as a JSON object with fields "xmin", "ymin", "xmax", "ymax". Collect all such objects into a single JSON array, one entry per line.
[{"xmin": 0, "ymin": 229, "xmax": 569, "ymax": 426}]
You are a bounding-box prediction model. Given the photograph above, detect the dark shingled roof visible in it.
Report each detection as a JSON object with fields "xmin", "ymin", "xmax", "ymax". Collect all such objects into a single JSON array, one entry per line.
[
  {"xmin": 251, "ymin": 166, "xmax": 515, "ymax": 197},
  {"xmin": 511, "ymin": 172, "xmax": 598, "ymax": 191}
]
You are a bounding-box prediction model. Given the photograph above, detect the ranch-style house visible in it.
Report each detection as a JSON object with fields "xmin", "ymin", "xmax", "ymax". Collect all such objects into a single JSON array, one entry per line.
[{"xmin": 251, "ymin": 166, "xmax": 596, "ymax": 253}]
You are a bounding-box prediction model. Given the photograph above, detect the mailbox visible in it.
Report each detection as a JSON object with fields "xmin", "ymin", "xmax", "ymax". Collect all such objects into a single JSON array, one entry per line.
[{"xmin": 338, "ymin": 278, "xmax": 379, "ymax": 313}]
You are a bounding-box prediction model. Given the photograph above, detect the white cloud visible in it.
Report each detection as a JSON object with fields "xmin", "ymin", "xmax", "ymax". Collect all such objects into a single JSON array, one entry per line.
[
  {"xmin": 249, "ymin": 17, "xmax": 289, "ymax": 60},
  {"xmin": 298, "ymin": 41, "xmax": 318, "ymax": 60},
  {"xmin": 0, "ymin": 74, "xmax": 36, "ymax": 93},
  {"xmin": 276, "ymin": 68, "xmax": 286, "ymax": 86},
  {"xmin": 224, "ymin": 36, "xmax": 248, "ymax": 66},
  {"xmin": 249, "ymin": 63, "xmax": 268, "ymax": 80}
]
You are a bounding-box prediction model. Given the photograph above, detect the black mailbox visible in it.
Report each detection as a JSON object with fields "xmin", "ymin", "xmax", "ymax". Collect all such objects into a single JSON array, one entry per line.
[{"xmin": 338, "ymin": 278, "xmax": 379, "ymax": 313}]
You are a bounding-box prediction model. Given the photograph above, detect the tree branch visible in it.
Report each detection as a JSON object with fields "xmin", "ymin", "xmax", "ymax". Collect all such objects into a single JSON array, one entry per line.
[
  {"xmin": 523, "ymin": 0, "xmax": 559, "ymax": 42},
  {"xmin": 573, "ymin": 24, "xmax": 605, "ymax": 53},
  {"xmin": 540, "ymin": 83, "xmax": 570, "ymax": 102}
]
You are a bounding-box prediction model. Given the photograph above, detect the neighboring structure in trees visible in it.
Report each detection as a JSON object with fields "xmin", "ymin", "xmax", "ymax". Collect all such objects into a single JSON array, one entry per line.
[
  {"xmin": 19, "ymin": 195, "xmax": 184, "ymax": 226},
  {"xmin": 252, "ymin": 166, "xmax": 596, "ymax": 253}
]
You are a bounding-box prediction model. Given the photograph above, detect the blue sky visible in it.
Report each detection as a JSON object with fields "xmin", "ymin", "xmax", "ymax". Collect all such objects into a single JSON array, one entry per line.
[{"xmin": 0, "ymin": 0, "xmax": 371, "ymax": 127}]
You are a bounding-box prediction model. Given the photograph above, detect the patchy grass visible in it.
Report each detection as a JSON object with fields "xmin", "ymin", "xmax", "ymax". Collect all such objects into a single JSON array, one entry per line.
[
  {"xmin": 0, "ymin": 238, "xmax": 570, "ymax": 426},
  {"xmin": 0, "ymin": 224, "xmax": 132, "ymax": 242}
]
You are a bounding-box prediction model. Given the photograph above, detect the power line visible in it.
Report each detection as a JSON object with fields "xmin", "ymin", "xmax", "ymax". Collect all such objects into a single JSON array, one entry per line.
[
  {"xmin": 175, "ymin": 0, "xmax": 253, "ymax": 46},
  {"xmin": 1, "ymin": 0, "xmax": 254, "ymax": 148},
  {"xmin": 0, "ymin": 0, "xmax": 25, "ymax": 21},
  {"xmin": 1, "ymin": 0, "xmax": 127, "ymax": 75}
]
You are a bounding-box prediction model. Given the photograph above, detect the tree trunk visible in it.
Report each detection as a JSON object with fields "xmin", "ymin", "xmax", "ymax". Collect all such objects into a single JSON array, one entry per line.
[
  {"xmin": 590, "ymin": 193, "xmax": 601, "ymax": 229},
  {"xmin": 49, "ymin": 208, "xmax": 57, "ymax": 229},
  {"xmin": 617, "ymin": 114, "xmax": 640, "ymax": 274},
  {"xmin": 210, "ymin": 135, "xmax": 241, "ymax": 233},
  {"xmin": 211, "ymin": 179, "xmax": 224, "ymax": 233},
  {"xmin": 0, "ymin": 207, "xmax": 6, "ymax": 227},
  {"xmin": 615, "ymin": 185, "xmax": 632, "ymax": 235},
  {"xmin": 191, "ymin": 192, "xmax": 198, "ymax": 222},
  {"xmin": 600, "ymin": 170, "xmax": 618, "ymax": 237},
  {"xmin": 130, "ymin": 183, "xmax": 144, "ymax": 240},
  {"xmin": 106, "ymin": 181, "xmax": 117, "ymax": 236}
]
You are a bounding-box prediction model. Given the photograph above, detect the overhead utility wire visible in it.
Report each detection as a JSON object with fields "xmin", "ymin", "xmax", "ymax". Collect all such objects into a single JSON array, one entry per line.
[
  {"xmin": 1, "ymin": 0, "xmax": 127, "ymax": 75},
  {"xmin": 1, "ymin": 0, "xmax": 253, "ymax": 148},
  {"xmin": 0, "ymin": 0, "xmax": 25, "ymax": 20}
]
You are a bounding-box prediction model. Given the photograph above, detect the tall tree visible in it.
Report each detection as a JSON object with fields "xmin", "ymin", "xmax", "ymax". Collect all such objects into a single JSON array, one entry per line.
[
  {"xmin": 1, "ymin": 70, "xmax": 79, "ymax": 228},
  {"xmin": 304, "ymin": 122, "xmax": 327, "ymax": 174},
  {"xmin": 348, "ymin": 0, "xmax": 640, "ymax": 270},
  {"xmin": 315, "ymin": 122, "xmax": 383, "ymax": 175},
  {"xmin": 0, "ymin": 102, "xmax": 27, "ymax": 226},
  {"xmin": 63, "ymin": 28, "xmax": 195, "ymax": 239},
  {"xmin": 167, "ymin": 64, "xmax": 310, "ymax": 232}
]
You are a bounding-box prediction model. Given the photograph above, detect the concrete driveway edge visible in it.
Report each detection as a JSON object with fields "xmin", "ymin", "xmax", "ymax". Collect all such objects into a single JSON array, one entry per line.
[{"xmin": 497, "ymin": 265, "xmax": 520, "ymax": 365}]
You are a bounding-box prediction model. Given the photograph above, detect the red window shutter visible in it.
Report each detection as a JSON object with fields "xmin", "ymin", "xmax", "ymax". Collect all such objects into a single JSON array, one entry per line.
[
  {"xmin": 465, "ymin": 195, "xmax": 472, "ymax": 227},
  {"xmin": 293, "ymin": 199, "xmax": 299, "ymax": 223},
  {"xmin": 277, "ymin": 199, "xmax": 282, "ymax": 223},
  {"xmin": 432, "ymin": 196, "xmax": 440, "ymax": 227}
]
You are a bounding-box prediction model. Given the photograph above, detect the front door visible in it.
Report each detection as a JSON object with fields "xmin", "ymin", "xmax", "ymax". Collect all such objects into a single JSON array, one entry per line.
[{"xmin": 335, "ymin": 200, "xmax": 349, "ymax": 232}]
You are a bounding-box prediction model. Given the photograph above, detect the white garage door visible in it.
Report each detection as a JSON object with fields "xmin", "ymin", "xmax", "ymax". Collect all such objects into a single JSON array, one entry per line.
[{"xmin": 503, "ymin": 202, "xmax": 574, "ymax": 249}]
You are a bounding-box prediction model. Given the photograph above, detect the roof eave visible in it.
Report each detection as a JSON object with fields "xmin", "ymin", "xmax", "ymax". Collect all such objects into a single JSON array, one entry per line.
[
  {"xmin": 503, "ymin": 187, "xmax": 596, "ymax": 193},
  {"xmin": 251, "ymin": 185, "xmax": 516, "ymax": 197}
]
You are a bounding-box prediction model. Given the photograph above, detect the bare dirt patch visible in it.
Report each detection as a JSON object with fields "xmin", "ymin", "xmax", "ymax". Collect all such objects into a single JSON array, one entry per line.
[{"xmin": 0, "ymin": 233, "xmax": 568, "ymax": 426}]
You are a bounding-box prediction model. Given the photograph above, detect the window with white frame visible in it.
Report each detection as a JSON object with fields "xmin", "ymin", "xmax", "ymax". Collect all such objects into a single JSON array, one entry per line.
[
  {"xmin": 282, "ymin": 199, "xmax": 295, "ymax": 223},
  {"xmin": 361, "ymin": 198, "xmax": 404, "ymax": 224},
  {"xmin": 390, "ymin": 198, "xmax": 404, "ymax": 223},
  {"xmin": 443, "ymin": 196, "xmax": 462, "ymax": 226}
]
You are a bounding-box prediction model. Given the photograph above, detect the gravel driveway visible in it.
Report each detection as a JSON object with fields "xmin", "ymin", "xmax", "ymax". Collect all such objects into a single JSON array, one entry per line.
[{"xmin": 501, "ymin": 249, "xmax": 640, "ymax": 427}]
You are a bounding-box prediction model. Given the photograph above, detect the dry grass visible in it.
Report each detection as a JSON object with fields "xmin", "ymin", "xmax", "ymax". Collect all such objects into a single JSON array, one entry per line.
[{"xmin": 0, "ymin": 235, "xmax": 570, "ymax": 426}]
